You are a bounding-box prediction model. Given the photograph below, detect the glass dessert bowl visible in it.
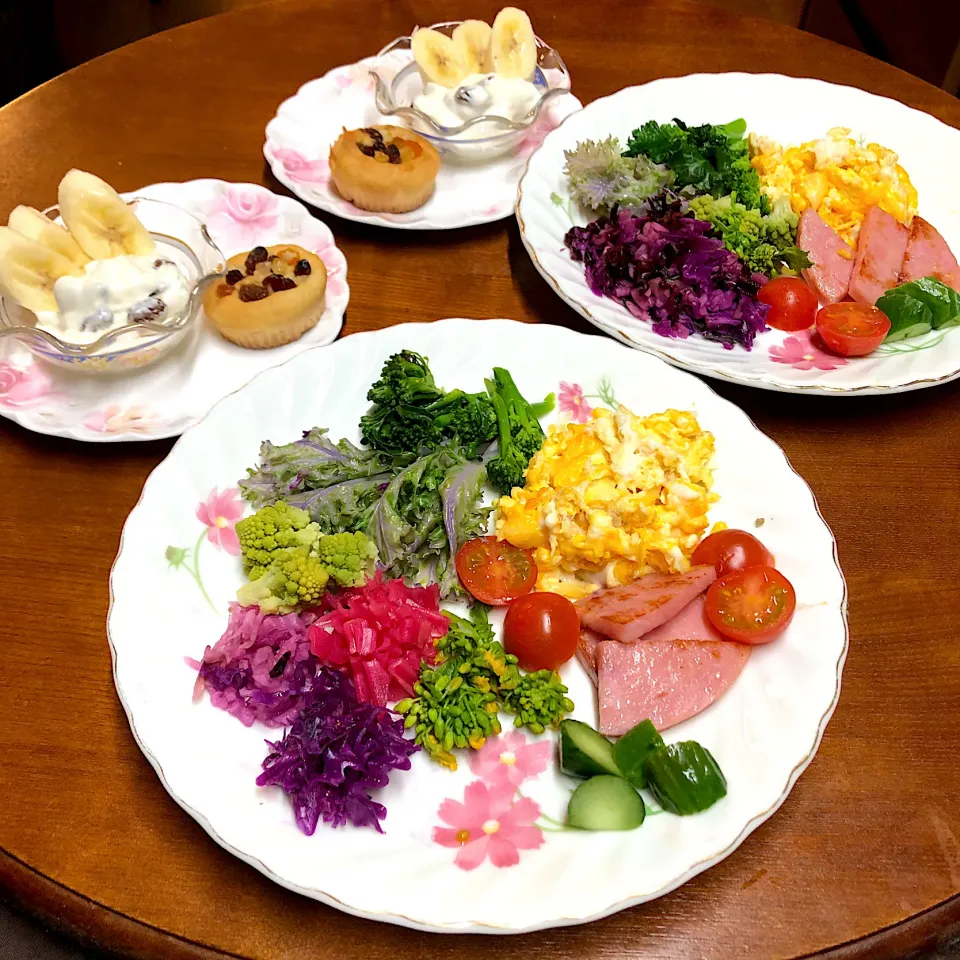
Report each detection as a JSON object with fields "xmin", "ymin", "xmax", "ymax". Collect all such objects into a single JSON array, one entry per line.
[
  {"xmin": 371, "ymin": 18, "xmax": 572, "ymax": 163},
  {"xmin": 0, "ymin": 196, "xmax": 224, "ymax": 375}
]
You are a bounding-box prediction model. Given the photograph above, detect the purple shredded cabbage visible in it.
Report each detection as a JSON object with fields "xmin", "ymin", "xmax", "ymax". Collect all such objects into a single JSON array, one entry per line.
[
  {"xmin": 256, "ymin": 667, "xmax": 419, "ymax": 834},
  {"xmin": 189, "ymin": 603, "xmax": 323, "ymax": 727},
  {"xmin": 564, "ymin": 197, "xmax": 770, "ymax": 350}
]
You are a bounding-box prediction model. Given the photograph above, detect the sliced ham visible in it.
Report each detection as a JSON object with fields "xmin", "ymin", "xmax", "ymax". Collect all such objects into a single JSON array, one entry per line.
[
  {"xmin": 797, "ymin": 208, "xmax": 854, "ymax": 303},
  {"xmin": 898, "ymin": 217, "xmax": 960, "ymax": 292},
  {"xmin": 576, "ymin": 627, "xmax": 604, "ymax": 685},
  {"xmin": 576, "ymin": 566, "xmax": 717, "ymax": 643},
  {"xmin": 849, "ymin": 207, "xmax": 910, "ymax": 305},
  {"xmin": 596, "ymin": 637, "xmax": 751, "ymax": 735},
  {"xmin": 578, "ymin": 594, "xmax": 721, "ymax": 682}
]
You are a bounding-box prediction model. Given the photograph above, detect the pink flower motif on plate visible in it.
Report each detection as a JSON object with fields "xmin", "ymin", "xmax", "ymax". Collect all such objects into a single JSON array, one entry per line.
[
  {"xmin": 514, "ymin": 103, "xmax": 564, "ymax": 160},
  {"xmin": 0, "ymin": 361, "xmax": 55, "ymax": 407},
  {"xmin": 196, "ymin": 487, "xmax": 244, "ymax": 555},
  {"xmin": 468, "ymin": 731, "xmax": 551, "ymax": 789},
  {"xmin": 325, "ymin": 276, "xmax": 346, "ymax": 300},
  {"xmin": 271, "ymin": 147, "xmax": 331, "ymax": 185},
  {"xmin": 768, "ymin": 329, "xmax": 848, "ymax": 371},
  {"xmin": 331, "ymin": 64, "xmax": 376, "ymax": 94},
  {"xmin": 433, "ymin": 780, "xmax": 544, "ymax": 871},
  {"xmin": 82, "ymin": 404, "xmax": 157, "ymax": 434},
  {"xmin": 205, "ymin": 185, "xmax": 280, "ymax": 249},
  {"xmin": 558, "ymin": 381, "xmax": 592, "ymax": 422}
]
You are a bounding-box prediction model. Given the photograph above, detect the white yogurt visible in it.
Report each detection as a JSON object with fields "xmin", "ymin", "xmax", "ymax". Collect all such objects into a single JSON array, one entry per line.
[
  {"xmin": 413, "ymin": 73, "xmax": 541, "ymax": 139},
  {"xmin": 36, "ymin": 255, "xmax": 189, "ymax": 345}
]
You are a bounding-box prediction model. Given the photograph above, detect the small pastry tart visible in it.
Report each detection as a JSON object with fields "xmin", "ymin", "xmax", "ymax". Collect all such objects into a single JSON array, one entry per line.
[
  {"xmin": 203, "ymin": 244, "xmax": 327, "ymax": 349},
  {"xmin": 328, "ymin": 126, "xmax": 441, "ymax": 213}
]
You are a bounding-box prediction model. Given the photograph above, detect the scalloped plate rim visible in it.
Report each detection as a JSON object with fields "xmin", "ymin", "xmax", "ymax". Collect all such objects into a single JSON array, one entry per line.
[
  {"xmin": 107, "ymin": 318, "xmax": 849, "ymax": 933},
  {"xmin": 515, "ymin": 72, "xmax": 960, "ymax": 396}
]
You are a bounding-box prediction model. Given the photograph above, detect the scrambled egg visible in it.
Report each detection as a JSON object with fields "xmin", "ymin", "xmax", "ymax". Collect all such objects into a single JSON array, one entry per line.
[
  {"xmin": 495, "ymin": 406, "xmax": 716, "ymax": 601},
  {"xmin": 749, "ymin": 126, "xmax": 918, "ymax": 246}
]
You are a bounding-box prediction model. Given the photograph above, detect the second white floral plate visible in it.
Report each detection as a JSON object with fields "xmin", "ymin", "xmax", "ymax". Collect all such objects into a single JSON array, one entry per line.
[
  {"xmin": 517, "ymin": 74, "xmax": 960, "ymax": 395},
  {"xmin": 263, "ymin": 53, "xmax": 581, "ymax": 230},
  {"xmin": 0, "ymin": 179, "xmax": 349, "ymax": 442},
  {"xmin": 109, "ymin": 319, "xmax": 847, "ymax": 932}
]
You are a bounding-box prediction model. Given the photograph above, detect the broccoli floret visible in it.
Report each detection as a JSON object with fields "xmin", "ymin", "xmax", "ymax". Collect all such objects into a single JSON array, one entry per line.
[
  {"xmin": 359, "ymin": 352, "xmax": 497, "ymax": 456},
  {"xmin": 624, "ymin": 118, "xmax": 767, "ymax": 212},
  {"xmin": 235, "ymin": 502, "xmax": 321, "ymax": 579},
  {"xmin": 443, "ymin": 393, "xmax": 497, "ymax": 453},
  {"xmin": 484, "ymin": 368, "xmax": 553, "ymax": 495},
  {"xmin": 313, "ymin": 531, "xmax": 378, "ymax": 588},
  {"xmin": 366, "ymin": 350, "xmax": 443, "ymax": 407},
  {"xmin": 687, "ymin": 192, "xmax": 811, "ymax": 277}
]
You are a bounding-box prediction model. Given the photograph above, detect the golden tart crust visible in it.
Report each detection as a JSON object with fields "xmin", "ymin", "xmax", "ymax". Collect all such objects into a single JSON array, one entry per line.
[
  {"xmin": 204, "ymin": 244, "xmax": 327, "ymax": 349},
  {"xmin": 329, "ymin": 125, "xmax": 441, "ymax": 214}
]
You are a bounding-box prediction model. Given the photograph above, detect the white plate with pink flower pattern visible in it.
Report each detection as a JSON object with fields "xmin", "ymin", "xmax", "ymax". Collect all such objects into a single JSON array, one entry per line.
[
  {"xmin": 517, "ymin": 74, "xmax": 960, "ymax": 395},
  {"xmin": 263, "ymin": 52, "xmax": 582, "ymax": 230},
  {"xmin": 0, "ymin": 179, "xmax": 348, "ymax": 442},
  {"xmin": 108, "ymin": 319, "xmax": 847, "ymax": 932}
]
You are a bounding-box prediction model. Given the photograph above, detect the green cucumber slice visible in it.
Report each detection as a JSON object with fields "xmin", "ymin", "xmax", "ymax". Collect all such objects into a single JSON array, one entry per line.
[
  {"xmin": 613, "ymin": 719, "xmax": 665, "ymax": 788},
  {"xmin": 644, "ymin": 741, "xmax": 727, "ymax": 815},
  {"xmin": 559, "ymin": 720, "xmax": 621, "ymax": 779},
  {"xmin": 567, "ymin": 775, "xmax": 646, "ymax": 831}
]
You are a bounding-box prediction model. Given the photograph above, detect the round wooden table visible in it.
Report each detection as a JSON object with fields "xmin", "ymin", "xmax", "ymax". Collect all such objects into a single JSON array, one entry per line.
[{"xmin": 2, "ymin": 1, "xmax": 959, "ymax": 957}]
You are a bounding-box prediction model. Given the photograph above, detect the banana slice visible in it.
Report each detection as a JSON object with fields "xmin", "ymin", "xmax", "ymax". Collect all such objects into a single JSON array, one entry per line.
[
  {"xmin": 0, "ymin": 226, "xmax": 84, "ymax": 314},
  {"xmin": 453, "ymin": 20, "xmax": 493, "ymax": 75},
  {"xmin": 411, "ymin": 28, "xmax": 467, "ymax": 88},
  {"xmin": 8, "ymin": 205, "xmax": 90, "ymax": 270},
  {"xmin": 491, "ymin": 7, "xmax": 537, "ymax": 80},
  {"xmin": 58, "ymin": 169, "xmax": 155, "ymax": 260}
]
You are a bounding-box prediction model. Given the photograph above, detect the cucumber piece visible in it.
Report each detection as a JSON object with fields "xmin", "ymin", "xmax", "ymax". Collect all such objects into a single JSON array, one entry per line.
[
  {"xmin": 567, "ymin": 775, "xmax": 646, "ymax": 831},
  {"xmin": 877, "ymin": 289, "xmax": 932, "ymax": 341},
  {"xmin": 613, "ymin": 719, "xmax": 665, "ymax": 788},
  {"xmin": 644, "ymin": 741, "xmax": 727, "ymax": 815},
  {"xmin": 559, "ymin": 719, "xmax": 622, "ymax": 779}
]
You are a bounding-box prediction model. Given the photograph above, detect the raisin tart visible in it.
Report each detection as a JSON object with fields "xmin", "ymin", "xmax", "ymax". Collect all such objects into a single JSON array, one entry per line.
[
  {"xmin": 203, "ymin": 244, "xmax": 327, "ymax": 349},
  {"xmin": 328, "ymin": 126, "xmax": 441, "ymax": 213}
]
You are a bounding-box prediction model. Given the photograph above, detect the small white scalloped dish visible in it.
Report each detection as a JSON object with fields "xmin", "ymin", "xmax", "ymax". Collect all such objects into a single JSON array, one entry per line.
[
  {"xmin": 0, "ymin": 180, "xmax": 349, "ymax": 441},
  {"xmin": 264, "ymin": 51, "xmax": 581, "ymax": 230},
  {"xmin": 108, "ymin": 319, "xmax": 847, "ymax": 932},
  {"xmin": 517, "ymin": 73, "xmax": 960, "ymax": 395}
]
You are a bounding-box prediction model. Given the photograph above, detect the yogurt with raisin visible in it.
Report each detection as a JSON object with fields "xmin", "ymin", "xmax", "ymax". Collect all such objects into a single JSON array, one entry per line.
[
  {"xmin": 413, "ymin": 73, "xmax": 541, "ymax": 138},
  {"xmin": 35, "ymin": 254, "xmax": 189, "ymax": 345}
]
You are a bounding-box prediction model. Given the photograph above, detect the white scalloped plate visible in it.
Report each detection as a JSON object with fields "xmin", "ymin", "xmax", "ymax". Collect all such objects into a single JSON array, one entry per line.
[
  {"xmin": 517, "ymin": 73, "xmax": 960, "ymax": 395},
  {"xmin": 0, "ymin": 180, "xmax": 348, "ymax": 441},
  {"xmin": 108, "ymin": 319, "xmax": 847, "ymax": 932},
  {"xmin": 263, "ymin": 53, "xmax": 581, "ymax": 230}
]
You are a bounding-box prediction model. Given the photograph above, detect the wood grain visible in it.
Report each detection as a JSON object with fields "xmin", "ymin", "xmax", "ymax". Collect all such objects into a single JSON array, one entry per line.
[{"xmin": 0, "ymin": 1, "xmax": 959, "ymax": 958}]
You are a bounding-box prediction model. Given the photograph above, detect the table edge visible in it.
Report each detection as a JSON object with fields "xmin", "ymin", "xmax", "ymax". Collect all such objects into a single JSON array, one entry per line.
[{"xmin": 3, "ymin": 843, "xmax": 960, "ymax": 960}]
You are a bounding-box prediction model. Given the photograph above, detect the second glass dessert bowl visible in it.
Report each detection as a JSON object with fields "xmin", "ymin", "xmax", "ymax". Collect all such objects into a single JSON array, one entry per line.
[{"xmin": 371, "ymin": 21, "xmax": 572, "ymax": 163}]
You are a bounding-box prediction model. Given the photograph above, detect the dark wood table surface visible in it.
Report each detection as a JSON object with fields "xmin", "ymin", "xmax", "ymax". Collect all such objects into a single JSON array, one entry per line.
[{"xmin": 1, "ymin": 1, "xmax": 959, "ymax": 957}]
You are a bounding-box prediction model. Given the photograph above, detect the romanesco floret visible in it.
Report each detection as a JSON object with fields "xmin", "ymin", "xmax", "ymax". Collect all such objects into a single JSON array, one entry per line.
[
  {"xmin": 234, "ymin": 553, "xmax": 330, "ymax": 615},
  {"xmin": 312, "ymin": 531, "xmax": 378, "ymax": 588},
  {"xmin": 687, "ymin": 192, "xmax": 811, "ymax": 277},
  {"xmin": 236, "ymin": 502, "xmax": 321, "ymax": 580},
  {"xmin": 234, "ymin": 512, "xmax": 379, "ymax": 613}
]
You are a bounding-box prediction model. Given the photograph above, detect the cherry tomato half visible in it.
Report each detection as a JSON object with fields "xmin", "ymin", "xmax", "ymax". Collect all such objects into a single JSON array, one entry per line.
[
  {"xmin": 691, "ymin": 528, "xmax": 774, "ymax": 576},
  {"xmin": 758, "ymin": 277, "xmax": 819, "ymax": 331},
  {"xmin": 503, "ymin": 592, "xmax": 580, "ymax": 671},
  {"xmin": 455, "ymin": 537, "xmax": 537, "ymax": 606},
  {"xmin": 815, "ymin": 302, "xmax": 891, "ymax": 357},
  {"xmin": 705, "ymin": 565, "xmax": 796, "ymax": 645}
]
